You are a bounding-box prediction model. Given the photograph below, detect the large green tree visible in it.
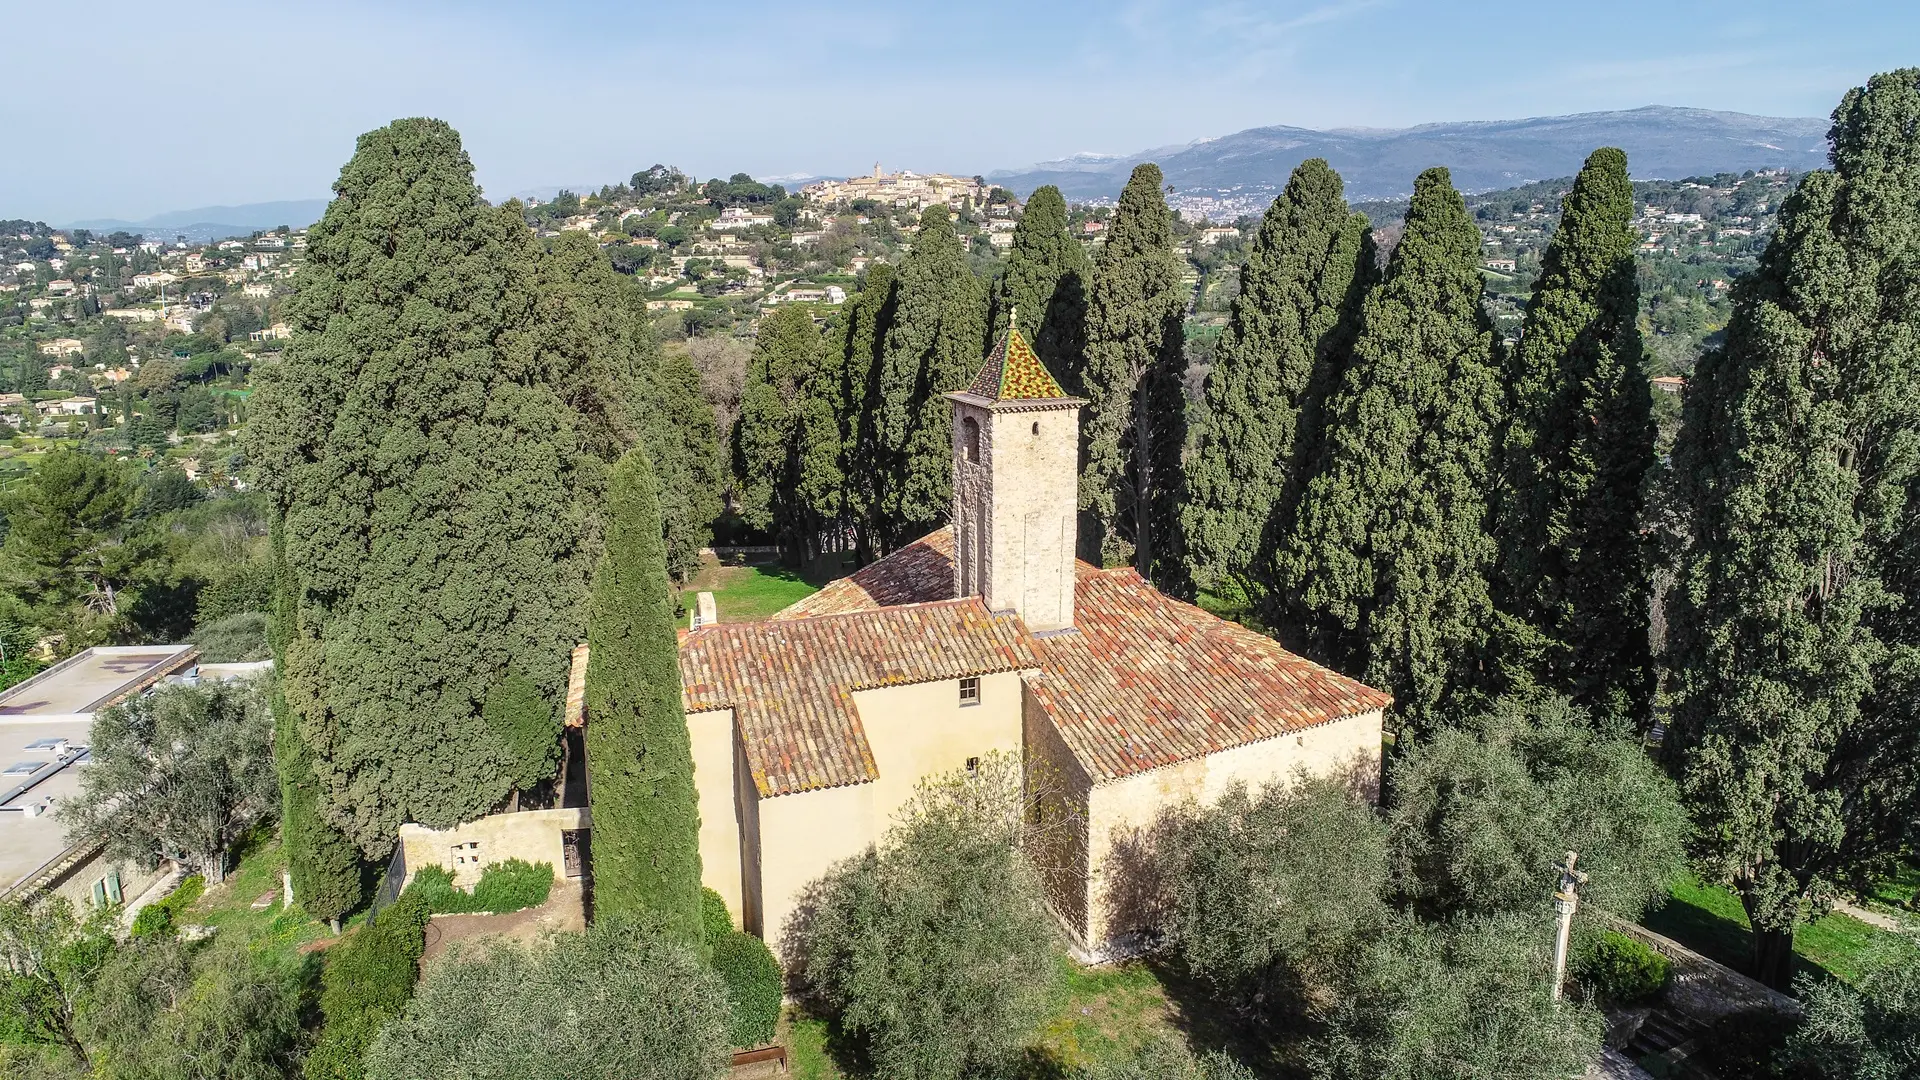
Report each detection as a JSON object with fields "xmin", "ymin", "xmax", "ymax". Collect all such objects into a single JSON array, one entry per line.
[
  {"xmin": 1666, "ymin": 69, "xmax": 1920, "ymax": 989},
  {"xmin": 1278, "ymin": 167, "xmax": 1502, "ymax": 733},
  {"xmin": 733, "ymin": 305, "xmax": 822, "ymax": 559},
  {"xmin": 874, "ymin": 207, "xmax": 985, "ymax": 550},
  {"xmin": 1081, "ymin": 163, "xmax": 1187, "ymax": 582},
  {"xmin": 989, "ymin": 185, "xmax": 1090, "ymax": 386},
  {"xmin": 1183, "ymin": 159, "xmax": 1371, "ymax": 607},
  {"xmin": 266, "ymin": 521, "xmax": 363, "ymax": 929},
  {"xmin": 840, "ymin": 264, "xmax": 899, "ymax": 562},
  {"xmin": 0, "ymin": 450, "xmax": 165, "ymax": 644},
  {"xmin": 248, "ymin": 118, "xmax": 627, "ymax": 851},
  {"xmin": 1492, "ymin": 147, "xmax": 1656, "ymax": 724},
  {"xmin": 584, "ymin": 448, "xmax": 702, "ymax": 943}
]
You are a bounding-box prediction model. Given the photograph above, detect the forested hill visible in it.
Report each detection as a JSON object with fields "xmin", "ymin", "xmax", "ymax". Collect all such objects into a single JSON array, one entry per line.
[{"xmin": 989, "ymin": 106, "xmax": 1827, "ymax": 202}]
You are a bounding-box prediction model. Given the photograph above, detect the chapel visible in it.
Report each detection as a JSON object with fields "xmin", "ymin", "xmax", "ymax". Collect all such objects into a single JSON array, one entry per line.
[{"xmin": 678, "ymin": 321, "xmax": 1392, "ymax": 958}]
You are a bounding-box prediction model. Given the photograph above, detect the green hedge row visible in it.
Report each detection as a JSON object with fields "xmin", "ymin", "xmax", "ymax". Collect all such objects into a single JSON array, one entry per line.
[
  {"xmin": 702, "ymin": 887, "xmax": 781, "ymax": 1048},
  {"xmin": 406, "ymin": 860, "xmax": 554, "ymax": 915},
  {"xmin": 305, "ymin": 893, "xmax": 431, "ymax": 1080}
]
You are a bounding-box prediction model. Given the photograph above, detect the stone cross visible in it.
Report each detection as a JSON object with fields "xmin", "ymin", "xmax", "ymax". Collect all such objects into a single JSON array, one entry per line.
[{"xmin": 1551, "ymin": 850, "xmax": 1589, "ymax": 1002}]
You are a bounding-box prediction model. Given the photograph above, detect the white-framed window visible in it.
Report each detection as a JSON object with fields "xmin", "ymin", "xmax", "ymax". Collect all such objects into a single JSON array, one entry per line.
[{"xmin": 959, "ymin": 676, "xmax": 981, "ymax": 706}]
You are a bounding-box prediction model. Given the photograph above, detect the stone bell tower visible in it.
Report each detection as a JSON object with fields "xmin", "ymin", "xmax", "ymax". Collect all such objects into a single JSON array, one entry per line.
[{"xmin": 946, "ymin": 314, "xmax": 1085, "ymax": 632}]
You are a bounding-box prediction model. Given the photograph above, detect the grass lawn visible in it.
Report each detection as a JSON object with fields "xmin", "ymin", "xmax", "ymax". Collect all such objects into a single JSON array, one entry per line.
[
  {"xmin": 1867, "ymin": 862, "xmax": 1918, "ymax": 911},
  {"xmin": 180, "ymin": 829, "xmax": 361, "ymax": 955},
  {"xmin": 1642, "ymin": 874, "xmax": 1911, "ymax": 986},
  {"xmin": 685, "ymin": 553, "xmax": 856, "ymax": 623}
]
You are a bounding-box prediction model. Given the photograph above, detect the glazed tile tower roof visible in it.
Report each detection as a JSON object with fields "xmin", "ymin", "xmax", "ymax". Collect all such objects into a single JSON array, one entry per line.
[
  {"xmin": 680, "ymin": 597, "xmax": 1043, "ymax": 797},
  {"xmin": 965, "ymin": 322, "xmax": 1071, "ymax": 401},
  {"xmin": 685, "ymin": 527, "xmax": 1391, "ymax": 796}
]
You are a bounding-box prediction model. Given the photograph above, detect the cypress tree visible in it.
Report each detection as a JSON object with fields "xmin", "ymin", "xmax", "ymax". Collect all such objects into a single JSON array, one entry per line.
[
  {"xmin": 536, "ymin": 232, "xmax": 720, "ymax": 583},
  {"xmin": 584, "ymin": 447, "xmax": 702, "ymax": 943},
  {"xmin": 1667, "ymin": 69, "xmax": 1920, "ymax": 990},
  {"xmin": 733, "ymin": 305, "xmax": 820, "ymax": 559},
  {"xmin": 990, "ymin": 185, "xmax": 1090, "ymax": 387},
  {"xmin": 875, "ymin": 207, "xmax": 984, "ymax": 550},
  {"xmin": 1183, "ymin": 158, "xmax": 1370, "ymax": 605},
  {"xmin": 1279, "ymin": 167, "xmax": 1502, "ymax": 733},
  {"xmin": 1492, "ymin": 148, "xmax": 1655, "ymax": 724},
  {"xmin": 266, "ymin": 517, "xmax": 362, "ymax": 928},
  {"xmin": 1081, "ymin": 163, "xmax": 1187, "ymax": 581},
  {"xmin": 840, "ymin": 264, "xmax": 898, "ymax": 562},
  {"xmin": 247, "ymin": 119, "xmax": 622, "ymax": 851}
]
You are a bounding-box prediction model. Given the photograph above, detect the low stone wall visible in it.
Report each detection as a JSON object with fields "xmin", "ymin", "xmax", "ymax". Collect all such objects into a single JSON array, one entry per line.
[
  {"xmin": 397, "ymin": 807, "xmax": 590, "ymax": 889},
  {"xmin": 1596, "ymin": 912, "xmax": 1801, "ymax": 1025}
]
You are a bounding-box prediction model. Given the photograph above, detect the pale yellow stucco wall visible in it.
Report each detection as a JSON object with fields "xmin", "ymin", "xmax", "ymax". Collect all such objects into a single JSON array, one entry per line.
[
  {"xmin": 1021, "ymin": 681, "xmax": 1093, "ymax": 944},
  {"xmin": 397, "ymin": 806, "xmax": 590, "ymax": 890},
  {"xmin": 755, "ymin": 781, "xmax": 876, "ymax": 949},
  {"xmin": 687, "ymin": 707, "xmax": 742, "ymax": 926},
  {"xmin": 853, "ymin": 671, "xmax": 1026, "ymax": 827},
  {"xmin": 1082, "ymin": 708, "xmax": 1384, "ymax": 954}
]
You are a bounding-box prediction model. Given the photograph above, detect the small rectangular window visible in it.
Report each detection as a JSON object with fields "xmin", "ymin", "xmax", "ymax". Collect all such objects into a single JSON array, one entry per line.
[
  {"xmin": 966, "ymin": 756, "xmax": 980, "ymax": 773},
  {"xmin": 959, "ymin": 677, "xmax": 980, "ymax": 706}
]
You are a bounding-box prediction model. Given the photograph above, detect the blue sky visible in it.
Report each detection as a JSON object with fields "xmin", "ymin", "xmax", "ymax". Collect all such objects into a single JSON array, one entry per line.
[{"xmin": 3, "ymin": 0, "xmax": 1914, "ymax": 223}]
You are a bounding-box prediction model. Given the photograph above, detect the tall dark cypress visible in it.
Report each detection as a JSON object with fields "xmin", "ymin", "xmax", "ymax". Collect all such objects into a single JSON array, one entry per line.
[
  {"xmin": 1082, "ymin": 163, "xmax": 1187, "ymax": 582},
  {"xmin": 876, "ymin": 206, "xmax": 985, "ymax": 550},
  {"xmin": 1183, "ymin": 159, "xmax": 1370, "ymax": 606},
  {"xmin": 1492, "ymin": 148, "xmax": 1655, "ymax": 724},
  {"xmin": 990, "ymin": 185, "xmax": 1090, "ymax": 387},
  {"xmin": 248, "ymin": 119, "xmax": 628, "ymax": 851},
  {"xmin": 733, "ymin": 305, "xmax": 821, "ymax": 560},
  {"xmin": 1667, "ymin": 69, "xmax": 1920, "ymax": 990},
  {"xmin": 584, "ymin": 447, "xmax": 702, "ymax": 944},
  {"xmin": 1279, "ymin": 167, "xmax": 1502, "ymax": 734},
  {"xmin": 840, "ymin": 264, "xmax": 899, "ymax": 563},
  {"xmin": 266, "ymin": 517, "xmax": 362, "ymax": 929}
]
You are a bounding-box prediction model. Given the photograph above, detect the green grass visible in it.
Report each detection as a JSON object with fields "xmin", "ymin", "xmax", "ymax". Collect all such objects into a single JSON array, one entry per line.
[
  {"xmin": 180, "ymin": 830, "xmax": 361, "ymax": 954},
  {"xmin": 783, "ymin": 1011, "xmax": 843, "ymax": 1080},
  {"xmin": 1867, "ymin": 863, "xmax": 1918, "ymax": 910},
  {"xmin": 1642, "ymin": 874, "xmax": 1906, "ymax": 986},
  {"xmin": 699, "ymin": 564, "xmax": 821, "ymax": 621}
]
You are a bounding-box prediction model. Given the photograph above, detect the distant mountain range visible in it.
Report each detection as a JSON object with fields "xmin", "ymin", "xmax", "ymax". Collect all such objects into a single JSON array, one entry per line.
[
  {"xmin": 66, "ymin": 199, "xmax": 329, "ymax": 244},
  {"xmin": 987, "ymin": 107, "xmax": 1830, "ymax": 202}
]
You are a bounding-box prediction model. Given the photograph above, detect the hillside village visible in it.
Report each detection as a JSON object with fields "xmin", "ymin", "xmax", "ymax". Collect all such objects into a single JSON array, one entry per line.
[{"xmin": 1, "ymin": 164, "xmax": 1793, "ymax": 489}]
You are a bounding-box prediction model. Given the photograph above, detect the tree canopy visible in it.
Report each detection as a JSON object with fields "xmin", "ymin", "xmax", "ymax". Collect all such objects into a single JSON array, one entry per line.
[
  {"xmin": 1279, "ymin": 166, "xmax": 1502, "ymax": 732},
  {"xmin": 249, "ymin": 117, "xmax": 629, "ymax": 852}
]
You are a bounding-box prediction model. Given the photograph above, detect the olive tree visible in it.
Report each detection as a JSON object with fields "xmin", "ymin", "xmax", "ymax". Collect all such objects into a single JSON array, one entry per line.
[
  {"xmin": 365, "ymin": 918, "xmax": 729, "ymax": 1080},
  {"xmin": 60, "ymin": 677, "xmax": 278, "ymax": 884},
  {"xmin": 1386, "ymin": 693, "xmax": 1687, "ymax": 919},
  {"xmin": 795, "ymin": 759, "xmax": 1062, "ymax": 1080}
]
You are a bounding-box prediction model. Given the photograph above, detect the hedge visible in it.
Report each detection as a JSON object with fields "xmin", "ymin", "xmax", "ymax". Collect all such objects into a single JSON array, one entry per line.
[
  {"xmin": 713, "ymin": 929, "xmax": 782, "ymax": 1049},
  {"xmin": 1575, "ymin": 929, "xmax": 1671, "ymax": 1004},
  {"xmin": 305, "ymin": 893, "xmax": 431, "ymax": 1080},
  {"xmin": 401, "ymin": 860, "xmax": 554, "ymax": 916}
]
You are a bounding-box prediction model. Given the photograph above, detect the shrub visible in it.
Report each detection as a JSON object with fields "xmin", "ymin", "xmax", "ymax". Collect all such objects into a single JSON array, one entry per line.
[
  {"xmin": 365, "ymin": 917, "xmax": 730, "ymax": 1080},
  {"xmin": 130, "ymin": 874, "xmax": 206, "ymax": 939},
  {"xmin": 190, "ymin": 611, "xmax": 272, "ymax": 663},
  {"xmin": 712, "ymin": 930, "xmax": 781, "ymax": 1049},
  {"xmin": 195, "ymin": 563, "xmax": 275, "ymax": 626},
  {"xmin": 470, "ymin": 860, "xmax": 553, "ymax": 913},
  {"xmin": 1574, "ymin": 930, "xmax": 1670, "ymax": 1004},
  {"xmin": 306, "ymin": 894, "xmax": 431, "ymax": 1080},
  {"xmin": 798, "ymin": 764, "xmax": 1060, "ymax": 1080},
  {"xmin": 403, "ymin": 861, "xmax": 553, "ymax": 916},
  {"xmin": 701, "ymin": 887, "xmax": 733, "ymax": 945}
]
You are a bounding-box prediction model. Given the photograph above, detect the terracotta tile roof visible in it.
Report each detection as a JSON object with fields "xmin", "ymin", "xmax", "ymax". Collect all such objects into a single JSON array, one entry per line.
[
  {"xmin": 1027, "ymin": 569, "xmax": 1394, "ymax": 784},
  {"xmin": 966, "ymin": 324, "xmax": 1070, "ymax": 401},
  {"xmin": 771, "ymin": 529, "xmax": 956, "ymax": 620},
  {"xmin": 679, "ymin": 598, "xmax": 1044, "ymax": 797}
]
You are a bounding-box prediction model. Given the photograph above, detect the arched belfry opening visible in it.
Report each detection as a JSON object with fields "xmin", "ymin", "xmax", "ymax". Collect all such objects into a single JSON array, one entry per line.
[{"xmin": 962, "ymin": 416, "xmax": 980, "ymax": 463}]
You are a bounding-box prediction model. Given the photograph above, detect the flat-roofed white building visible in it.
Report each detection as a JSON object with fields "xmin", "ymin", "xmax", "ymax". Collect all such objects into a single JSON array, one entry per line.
[{"xmin": 0, "ymin": 646, "xmax": 199, "ymax": 908}]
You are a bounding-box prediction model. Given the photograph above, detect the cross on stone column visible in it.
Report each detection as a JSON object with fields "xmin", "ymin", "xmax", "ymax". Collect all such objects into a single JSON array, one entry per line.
[{"xmin": 1551, "ymin": 850, "xmax": 1589, "ymax": 1002}]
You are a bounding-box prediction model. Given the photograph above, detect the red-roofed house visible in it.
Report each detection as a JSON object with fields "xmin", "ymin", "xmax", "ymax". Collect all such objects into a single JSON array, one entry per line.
[{"xmin": 663, "ymin": 321, "xmax": 1391, "ymax": 958}]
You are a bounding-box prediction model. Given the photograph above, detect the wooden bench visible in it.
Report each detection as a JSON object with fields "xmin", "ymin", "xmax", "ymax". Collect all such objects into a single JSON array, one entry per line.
[{"xmin": 730, "ymin": 1045, "xmax": 788, "ymax": 1074}]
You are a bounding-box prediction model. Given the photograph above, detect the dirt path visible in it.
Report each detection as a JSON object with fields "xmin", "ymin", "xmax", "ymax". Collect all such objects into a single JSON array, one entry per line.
[
  {"xmin": 419, "ymin": 879, "xmax": 587, "ymax": 965},
  {"xmin": 1835, "ymin": 897, "xmax": 1912, "ymax": 933}
]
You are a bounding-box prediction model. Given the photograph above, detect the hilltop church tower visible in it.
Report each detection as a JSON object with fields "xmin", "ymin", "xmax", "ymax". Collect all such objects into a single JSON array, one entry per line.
[{"xmin": 946, "ymin": 317, "xmax": 1085, "ymax": 632}]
